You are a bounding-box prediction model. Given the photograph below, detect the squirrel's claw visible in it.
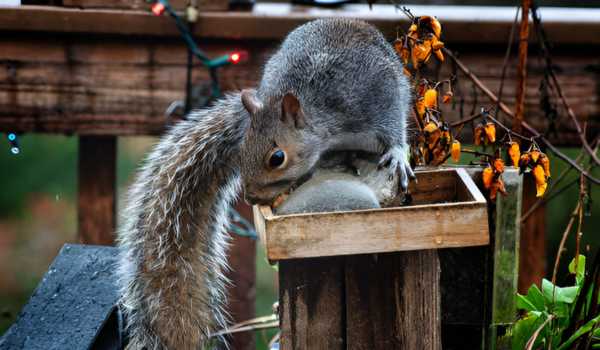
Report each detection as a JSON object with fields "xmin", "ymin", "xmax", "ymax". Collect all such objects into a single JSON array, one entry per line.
[{"xmin": 378, "ymin": 145, "xmax": 414, "ymax": 193}]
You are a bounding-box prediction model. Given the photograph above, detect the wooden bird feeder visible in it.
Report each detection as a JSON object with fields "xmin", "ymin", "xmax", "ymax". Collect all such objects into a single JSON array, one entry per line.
[
  {"xmin": 254, "ymin": 168, "xmax": 490, "ymax": 262},
  {"xmin": 252, "ymin": 167, "xmax": 505, "ymax": 349}
]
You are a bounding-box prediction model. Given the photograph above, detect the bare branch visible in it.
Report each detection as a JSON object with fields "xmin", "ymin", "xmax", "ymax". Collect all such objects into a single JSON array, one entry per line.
[{"xmin": 444, "ymin": 47, "xmax": 600, "ymax": 185}]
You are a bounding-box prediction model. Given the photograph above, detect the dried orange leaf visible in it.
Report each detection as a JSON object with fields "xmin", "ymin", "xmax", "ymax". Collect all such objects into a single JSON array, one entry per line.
[
  {"xmin": 474, "ymin": 125, "xmax": 484, "ymax": 146},
  {"xmin": 507, "ymin": 142, "xmax": 520, "ymax": 168},
  {"xmin": 420, "ymin": 16, "xmax": 442, "ymax": 38},
  {"xmin": 434, "ymin": 49, "xmax": 444, "ymax": 62},
  {"xmin": 415, "ymin": 42, "xmax": 432, "ymax": 63},
  {"xmin": 451, "ymin": 140, "xmax": 461, "ymax": 162},
  {"xmin": 431, "ymin": 17, "xmax": 442, "ymax": 38},
  {"xmin": 484, "ymin": 122, "xmax": 496, "ymax": 143},
  {"xmin": 519, "ymin": 153, "xmax": 530, "ymax": 172},
  {"xmin": 423, "ymin": 89, "xmax": 438, "ymax": 109},
  {"xmin": 423, "ymin": 121, "xmax": 438, "ymax": 133},
  {"xmin": 408, "ymin": 23, "xmax": 418, "ymax": 35},
  {"xmin": 493, "ymin": 158, "xmax": 505, "ymax": 174},
  {"xmin": 536, "ymin": 181, "xmax": 548, "ymax": 197},
  {"xmin": 530, "ymin": 150, "xmax": 541, "ymax": 163},
  {"xmin": 489, "ymin": 178, "xmax": 507, "ymax": 200},
  {"xmin": 428, "ymin": 129, "xmax": 442, "ymax": 149},
  {"xmin": 482, "ymin": 166, "xmax": 494, "ymax": 189},
  {"xmin": 496, "ymin": 178, "xmax": 507, "ymax": 195},
  {"xmin": 533, "ymin": 165, "xmax": 546, "ymax": 186},
  {"xmin": 430, "ymin": 145, "xmax": 447, "ymax": 165},
  {"xmin": 539, "ymin": 154, "xmax": 551, "ymax": 178},
  {"xmin": 411, "ymin": 46, "xmax": 421, "ymax": 69},
  {"xmin": 442, "ymin": 91, "xmax": 453, "ymax": 104},
  {"xmin": 416, "ymin": 99, "xmax": 426, "ymax": 118},
  {"xmin": 431, "ymin": 37, "xmax": 444, "ymax": 51}
]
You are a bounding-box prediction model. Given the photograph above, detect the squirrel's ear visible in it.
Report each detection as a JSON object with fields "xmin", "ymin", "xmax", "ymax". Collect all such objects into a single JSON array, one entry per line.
[
  {"xmin": 241, "ymin": 89, "xmax": 262, "ymax": 115},
  {"xmin": 281, "ymin": 93, "xmax": 305, "ymax": 129}
]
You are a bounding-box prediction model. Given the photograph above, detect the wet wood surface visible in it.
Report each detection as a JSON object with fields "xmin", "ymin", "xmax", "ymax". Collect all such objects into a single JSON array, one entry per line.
[{"xmin": 255, "ymin": 169, "xmax": 489, "ymax": 261}]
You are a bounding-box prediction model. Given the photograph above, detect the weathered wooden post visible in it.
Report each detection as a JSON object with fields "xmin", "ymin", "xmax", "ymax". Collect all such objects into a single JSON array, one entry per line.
[
  {"xmin": 78, "ymin": 135, "xmax": 117, "ymax": 245},
  {"xmin": 255, "ymin": 168, "xmax": 509, "ymax": 349},
  {"xmin": 442, "ymin": 168, "xmax": 522, "ymax": 350}
]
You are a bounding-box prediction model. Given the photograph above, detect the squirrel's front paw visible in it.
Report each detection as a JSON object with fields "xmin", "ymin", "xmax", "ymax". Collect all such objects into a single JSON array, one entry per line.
[{"xmin": 378, "ymin": 145, "xmax": 415, "ymax": 192}]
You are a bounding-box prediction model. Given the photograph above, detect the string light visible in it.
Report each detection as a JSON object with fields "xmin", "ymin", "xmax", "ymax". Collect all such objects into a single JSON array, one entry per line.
[
  {"xmin": 6, "ymin": 132, "xmax": 19, "ymax": 155},
  {"xmin": 148, "ymin": 1, "xmax": 256, "ymax": 238},
  {"xmin": 228, "ymin": 51, "xmax": 248, "ymax": 64},
  {"xmin": 151, "ymin": 2, "xmax": 165, "ymax": 16}
]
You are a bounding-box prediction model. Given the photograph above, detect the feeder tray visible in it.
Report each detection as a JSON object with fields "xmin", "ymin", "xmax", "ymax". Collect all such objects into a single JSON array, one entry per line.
[{"xmin": 254, "ymin": 168, "xmax": 489, "ymax": 261}]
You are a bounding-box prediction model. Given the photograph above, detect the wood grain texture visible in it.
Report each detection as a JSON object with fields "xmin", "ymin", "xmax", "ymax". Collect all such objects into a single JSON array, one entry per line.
[
  {"xmin": 519, "ymin": 176, "xmax": 546, "ymax": 294},
  {"xmin": 345, "ymin": 252, "xmax": 441, "ymax": 350},
  {"xmin": 0, "ymin": 8, "xmax": 600, "ymax": 145},
  {"xmin": 279, "ymin": 257, "xmax": 345, "ymax": 350},
  {"xmin": 257, "ymin": 169, "xmax": 489, "ymax": 261},
  {"xmin": 2, "ymin": 5, "xmax": 600, "ymax": 44},
  {"xmin": 0, "ymin": 31, "xmax": 597, "ymax": 144},
  {"xmin": 62, "ymin": 0, "xmax": 187, "ymax": 10},
  {"xmin": 0, "ymin": 35, "xmax": 270, "ymax": 135},
  {"xmin": 77, "ymin": 135, "xmax": 116, "ymax": 245},
  {"xmin": 62, "ymin": 0, "xmax": 227, "ymax": 11}
]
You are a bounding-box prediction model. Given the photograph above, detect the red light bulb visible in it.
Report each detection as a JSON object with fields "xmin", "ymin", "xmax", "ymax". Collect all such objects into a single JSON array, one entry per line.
[
  {"xmin": 151, "ymin": 2, "xmax": 165, "ymax": 16},
  {"xmin": 227, "ymin": 51, "xmax": 248, "ymax": 65}
]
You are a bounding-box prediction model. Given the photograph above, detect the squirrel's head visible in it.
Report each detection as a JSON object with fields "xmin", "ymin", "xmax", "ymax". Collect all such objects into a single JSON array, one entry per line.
[{"xmin": 239, "ymin": 89, "xmax": 322, "ymax": 205}]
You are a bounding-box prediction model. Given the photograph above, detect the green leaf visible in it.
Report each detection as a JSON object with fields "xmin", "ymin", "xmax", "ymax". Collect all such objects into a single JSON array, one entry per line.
[
  {"xmin": 516, "ymin": 284, "xmax": 546, "ymax": 312},
  {"xmin": 516, "ymin": 294, "xmax": 538, "ymax": 312},
  {"xmin": 557, "ymin": 313, "xmax": 600, "ymax": 350},
  {"xmin": 541, "ymin": 278, "xmax": 579, "ymax": 305},
  {"xmin": 512, "ymin": 313, "xmax": 542, "ymax": 350},
  {"xmin": 568, "ymin": 255, "xmax": 586, "ymax": 285}
]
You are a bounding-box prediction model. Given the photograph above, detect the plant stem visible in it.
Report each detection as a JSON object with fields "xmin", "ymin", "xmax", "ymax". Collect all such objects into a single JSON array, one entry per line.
[
  {"xmin": 526, "ymin": 314, "xmax": 555, "ymax": 350},
  {"xmin": 551, "ymin": 202, "xmax": 581, "ymax": 285}
]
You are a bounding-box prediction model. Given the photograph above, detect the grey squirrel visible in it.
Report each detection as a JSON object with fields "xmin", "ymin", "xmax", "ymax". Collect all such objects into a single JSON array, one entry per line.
[{"xmin": 118, "ymin": 18, "xmax": 412, "ymax": 349}]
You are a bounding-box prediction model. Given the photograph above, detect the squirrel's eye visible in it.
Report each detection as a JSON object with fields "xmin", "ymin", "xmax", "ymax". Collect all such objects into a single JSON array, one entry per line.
[{"xmin": 268, "ymin": 149, "xmax": 286, "ymax": 169}]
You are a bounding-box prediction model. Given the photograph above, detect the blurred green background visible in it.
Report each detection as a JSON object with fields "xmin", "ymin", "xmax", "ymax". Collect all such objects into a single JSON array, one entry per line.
[
  {"xmin": 0, "ymin": 135, "xmax": 279, "ymax": 348},
  {"xmin": 0, "ymin": 135, "xmax": 597, "ymax": 349}
]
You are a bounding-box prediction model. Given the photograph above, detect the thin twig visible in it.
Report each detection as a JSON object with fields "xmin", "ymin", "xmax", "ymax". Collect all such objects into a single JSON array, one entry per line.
[
  {"xmin": 530, "ymin": 5, "xmax": 600, "ymax": 167},
  {"xmin": 210, "ymin": 314, "xmax": 279, "ymax": 338},
  {"xmin": 526, "ymin": 314, "xmax": 555, "ymax": 350},
  {"xmin": 551, "ymin": 202, "xmax": 581, "ymax": 285},
  {"xmin": 462, "ymin": 148, "xmax": 494, "ymax": 158},
  {"xmin": 575, "ymin": 173, "xmax": 586, "ymax": 273},
  {"xmin": 495, "ymin": 6, "xmax": 520, "ymax": 117},
  {"xmin": 443, "ymin": 47, "xmax": 600, "ymax": 185},
  {"xmin": 450, "ymin": 110, "xmax": 486, "ymax": 127},
  {"xmin": 487, "ymin": 113, "xmax": 531, "ymax": 142}
]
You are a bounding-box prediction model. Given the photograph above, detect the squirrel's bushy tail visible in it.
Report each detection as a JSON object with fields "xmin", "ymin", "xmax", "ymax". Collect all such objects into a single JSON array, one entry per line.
[{"xmin": 117, "ymin": 94, "xmax": 248, "ymax": 350}]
